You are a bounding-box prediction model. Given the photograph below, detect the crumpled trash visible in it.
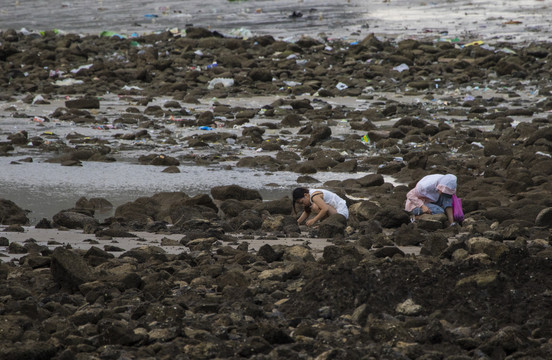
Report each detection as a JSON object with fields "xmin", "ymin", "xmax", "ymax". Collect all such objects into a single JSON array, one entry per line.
[
  {"xmin": 71, "ymin": 64, "xmax": 93, "ymax": 74},
  {"xmin": 122, "ymin": 85, "xmax": 143, "ymax": 91},
  {"xmin": 99, "ymin": 31, "xmax": 126, "ymax": 39},
  {"xmin": 393, "ymin": 63, "xmax": 409, "ymax": 72},
  {"xmin": 535, "ymin": 151, "xmax": 551, "ymax": 158},
  {"xmin": 336, "ymin": 82, "xmax": 348, "ymax": 90},
  {"xmin": 49, "ymin": 70, "xmax": 64, "ymax": 78},
  {"xmin": 208, "ymin": 78, "xmax": 234, "ymax": 90},
  {"xmin": 228, "ymin": 27, "xmax": 252, "ymax": 39},
  {"xmin": 462, "ymin": 40, "xmax": 484, "ymax": 48},
  {"xmin": 32, "ymin": 95, "xmax": 45, "ymax": 104},
  {"xmin": 283, "ymin": 81, "xmax": 301, "ymax": 87},
  {"xmin": 198, "ymin": 126, "xmax": 214, "ymax": 130},
  {"xmin": 53, "ymin": 79, "xmax": 84, "ymax": 86}
]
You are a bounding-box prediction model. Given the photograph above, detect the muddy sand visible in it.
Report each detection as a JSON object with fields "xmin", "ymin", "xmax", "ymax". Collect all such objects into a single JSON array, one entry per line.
[{"xmin": 1, "ymin": 0, "xmax": 552, "ymax": 359}]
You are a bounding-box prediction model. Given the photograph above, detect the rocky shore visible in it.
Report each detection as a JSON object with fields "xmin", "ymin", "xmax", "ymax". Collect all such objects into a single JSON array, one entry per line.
[{"xmin": 1, "ymin": 26, "xmax": 552, "ymax": 359}]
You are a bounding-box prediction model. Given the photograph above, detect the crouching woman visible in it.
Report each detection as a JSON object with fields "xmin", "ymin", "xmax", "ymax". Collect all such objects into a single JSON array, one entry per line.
[
  {"xmin": 405, "ymin": 173, "xmax": 457, "ymax": 226},
  {"xmin": 292, "ymin": 187, "xmax": 349, "ymax": 226}
]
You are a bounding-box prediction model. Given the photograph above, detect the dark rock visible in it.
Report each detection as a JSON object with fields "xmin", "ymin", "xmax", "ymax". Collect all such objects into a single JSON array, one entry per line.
[
  {"xmin": 420, "ymin": 233, "xmax": 449, "ymax": 256},
  {"xmin": 52, "ymin": 210, "xmax": 99, "ymax": 229},
  {"xmin": 75, "ymin": 197, "xmax": 113, "ymax": 210},
  {"xmin": 211, "ymin": 185, "xmax": 262, "ymax": 201},
  {"xmin": 162, "ymin": 165, "xmax": 180, "ymax": 173},
  {"xmin": 393, "ymin": 223, "xmax": 425, "ymax": 246},
  {"xmin": 8, "ymin": 242, "xmax": 27, "ymax": 254},
  {"xmin": 317, "ymin": 214, "xmax": 347, "ymax": 238},
  {"xmin": 373, "ymin": 246, "xmax": 405, "ymax": 258},
  {"xmin": 374, "ymin": 206, "xmax": 410, "ymax": 228},
  {"xmin": 357, "ymin": 173, "xmax": 385, "ymax": 187},
  {"xmin": 257, "ymin": 244, "xmax": 282, "ymax": 262},
  {"xmin": 3, "ymin": 224, "xmax": 24, "ymax": 232},
  {"xmin": 50, "ymin": 247, "xmax": 94, "ymax": 291},
  {"xmin": 35, "ymin": 218, "xmax": 53, "ymax": 228},
  {"xmin": 535, "ymin": 207, "xmax": 552, "ymax": 227},
  {"xmin": 0, "ymin": 199, "xmax": 29, "ymax": 225},
  {"xmin": 65, "ymin": 97, "xmax": 100, "ymax": 109}
]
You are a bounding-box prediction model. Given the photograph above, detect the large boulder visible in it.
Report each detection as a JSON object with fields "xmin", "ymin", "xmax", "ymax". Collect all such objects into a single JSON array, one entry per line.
[
  {"xmin": 0, "ymin": 199, "xmax": 29, "ymax": 225},
  {"xmin": 52, "ymin": 210, "xmax": 98, "ymax": 229},
  {"xmin": 211, "ymin": 185, "xmax": 262, "ymax": 201},
  {"xmin": 535, "ymin": 207, "xmax": 552, "ymax": 227},
  {"xmin": 51, "ymin": 247, "xmax": 94, "ymax": 291},
  {"xmin": 374, "ymin": 206, "xmax": 410, "ymax": 228},
  {"xmin": 318, "ymin": 214, "xmax": 347, "ymax": 238}
]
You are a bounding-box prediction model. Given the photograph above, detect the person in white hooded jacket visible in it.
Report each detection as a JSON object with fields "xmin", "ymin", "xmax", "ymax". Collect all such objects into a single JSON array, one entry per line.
[{"xmin": 405, "ymin": 174, "xmax": 457, "ymax": 226}]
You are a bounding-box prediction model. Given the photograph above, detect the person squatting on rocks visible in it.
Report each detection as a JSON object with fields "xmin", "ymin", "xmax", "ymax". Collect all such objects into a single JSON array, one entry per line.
[
  {"xmin": 292, "ymin": 187, "xmax": 349, "ymax": 226},
  {"xmin": 405, "ymin": 174, "xmax": 458, "ymax": 226}
]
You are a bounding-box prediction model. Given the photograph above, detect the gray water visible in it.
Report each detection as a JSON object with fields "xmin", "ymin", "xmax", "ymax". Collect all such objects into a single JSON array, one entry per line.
[{"xmin": 0, "ymin": 0, "xmax": 549, "ymax": 42}]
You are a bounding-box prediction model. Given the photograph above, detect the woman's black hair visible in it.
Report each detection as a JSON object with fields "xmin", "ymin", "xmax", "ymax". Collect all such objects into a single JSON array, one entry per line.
[{"xmin": 292, "ymin": 187, "xmax": 310, "ymax": 215}]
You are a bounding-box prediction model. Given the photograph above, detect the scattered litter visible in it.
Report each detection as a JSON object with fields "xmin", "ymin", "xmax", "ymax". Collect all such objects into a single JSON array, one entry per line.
[
  {"xmin": 497, "ymin": 47, "xmax": 516, "ymax": 54},
  {"xmin": 336, "ymin": 82, "xmax": 348, "ymax": 91},
  {"xmin": 283, "ymin": 81, "xmax": 301, "ymax": 87},
  {"xmin": 122, "ymin": 85, "xmax": 143, "ymax": 91},
  {"xmin": 33, "ymin": 116, "xmax": 45, "ymax": 123},
  {"xmin": 99, "ymin": 31, "xmax": 126, "ymax": 39},
  {"xmin": 70, "ymin": 64, "xmax": 93, "ymax": 74},
  {"xmin": 198, "ymin": 126, "xmax": 214, "ymax": 130},
  {"xmin": 32, "ymin": 95, "xmax": 45, "ymax": 104},
  {"xmin": 49, "ymin": 70, "xmax": 64, "ymax": 78},
  {"xmin": 92, "ymin": 125, "xmax": 115, "ymax": 130},
  {"xmin": 53, "ymin": 78, "xmax": 84, "ymax": 86},
  {"xmin": 361, "ymin": 134, "xmax": 370, "ymax": 143},
  {"xmin": 462, "ymin": 40, "xmax": 484, "ymax": 48},
  {"xmin": 535, "ymin": 151, "xmax": 551, "ymax": 158},
  {"xmin": 393, "ymin": 63, "xmax": 409, "ymax": 73},
  {"xmin": 208, "ymin": 78, "xmax": 234, "ymax": 90},
  {"xmin": 228, "ymin": 27, "xmax": 252, "ymax": 39}
]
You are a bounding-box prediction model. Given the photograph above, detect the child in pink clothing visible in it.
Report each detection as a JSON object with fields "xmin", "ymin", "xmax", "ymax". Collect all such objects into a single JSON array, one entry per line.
[{"xmin": 405, "ymin": 174, "xmax": 457, "ymax": 226}]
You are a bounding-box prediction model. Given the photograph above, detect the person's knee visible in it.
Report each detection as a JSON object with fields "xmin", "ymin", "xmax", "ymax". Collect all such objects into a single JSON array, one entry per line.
[{"xmin": 427, "ymin": 204, "xmax": 445, "ymax": 214}]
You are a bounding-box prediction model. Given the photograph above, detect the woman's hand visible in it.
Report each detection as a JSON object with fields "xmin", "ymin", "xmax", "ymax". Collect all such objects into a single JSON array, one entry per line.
[
  {"xmin": 421, "ymin": 204, "xmax": 432, "ymax": 214},
  {"xmin": 306, "ymin": 218, "xmax": 316, "ymax": 226}
]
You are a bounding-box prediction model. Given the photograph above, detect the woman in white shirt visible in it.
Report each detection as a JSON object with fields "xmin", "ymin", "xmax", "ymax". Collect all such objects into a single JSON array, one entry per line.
[{"xmin": 292, "ymin": 187, "xmax": 349, "ymax": 226}]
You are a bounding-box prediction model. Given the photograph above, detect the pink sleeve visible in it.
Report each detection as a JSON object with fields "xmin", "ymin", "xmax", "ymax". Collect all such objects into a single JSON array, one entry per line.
[{"xmin": 405, "ymin": 188, "xmax": 425, "ymax": 211}]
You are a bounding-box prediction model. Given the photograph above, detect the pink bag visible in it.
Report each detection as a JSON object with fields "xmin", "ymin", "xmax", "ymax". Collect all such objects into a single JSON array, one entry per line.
[{"xmin": 452, "ymin": 194, "xmax": 464, "ymax": 223}]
